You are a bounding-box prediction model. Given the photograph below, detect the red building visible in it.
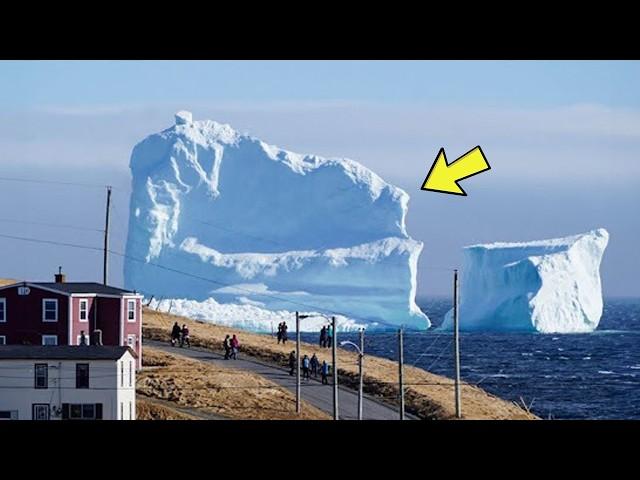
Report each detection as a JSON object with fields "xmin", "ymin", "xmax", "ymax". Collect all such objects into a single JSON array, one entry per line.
[{"xmin": 0, "ymin": 272, "xmax": 143, "ymax": 369}]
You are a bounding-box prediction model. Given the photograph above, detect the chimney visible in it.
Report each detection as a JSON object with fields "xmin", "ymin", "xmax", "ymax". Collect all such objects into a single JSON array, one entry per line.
[
  {"xmin": 92, "ymin": 330, "xmax": 103, "ymax": 346},
  {"xmin": 54, "ymin": 266, "xmax": 66, "ymax": 283}
]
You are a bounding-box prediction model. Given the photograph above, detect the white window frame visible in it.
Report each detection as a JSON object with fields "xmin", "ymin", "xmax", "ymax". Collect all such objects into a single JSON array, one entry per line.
[
  {"xmin": 79, "ymin": 299, "xmax": 88, "ymax": 322},
  {"xmin": 42, "ymin": 299, "xmax": 58, "ymax": 322},
  {"xmin": 0, "ymin": 335, "xmax": 5, "ymax": 345},
  {"xmin": 42, "ymin": 335, "xmax": 58, "ymax": 346},
  {"xmin": 0, "ymin": 298, "xmax": 6, "ymax": 323},
  {"xmin": 127, "ymin": 299, "xmax": 136, "ymax": 322}
]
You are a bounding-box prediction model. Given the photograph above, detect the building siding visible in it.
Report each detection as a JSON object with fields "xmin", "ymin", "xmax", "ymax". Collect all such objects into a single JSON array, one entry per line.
[{"xmin": 0, "ymin": 286, "xmax": 69, "ymax": 345}]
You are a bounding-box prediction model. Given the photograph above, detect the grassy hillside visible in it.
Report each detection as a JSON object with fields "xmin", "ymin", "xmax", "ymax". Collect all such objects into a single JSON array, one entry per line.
[
  {"xmin": 143, "ymin": 308, "xmax": 537, "ymax": 420},
  {"xmin": 138, "ymin": 347, "xmax": 330, "ymax": 420}
]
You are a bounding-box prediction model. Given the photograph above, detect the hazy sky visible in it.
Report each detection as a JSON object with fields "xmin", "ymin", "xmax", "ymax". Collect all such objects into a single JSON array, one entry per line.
[{"xmin": 0, "ymin": 61, "xmax": 638, "ymax": 297}]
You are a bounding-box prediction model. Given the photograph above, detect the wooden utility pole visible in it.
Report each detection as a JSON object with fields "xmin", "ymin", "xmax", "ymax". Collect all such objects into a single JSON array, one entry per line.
[
  {"xmin": 332, "ymin": 316, "xmax": 338, "ymax": 420},
  {"xmin": 398, "ymin": 328, "xmax": 405, "ymax": 420},
  {"xmin": 454, "ymin": 269, "xmax": 462, "ymax": 418},
  {"xmin": 103, "ymin": 186, "xmax": 112, "ymax": 286},
  {"xmin": 358, "ymin": 328, "xmax": 364, "ymax": 421},
  {"xmin": 296, "ymin": 311, "xmax": 301, "ymax": 414}
]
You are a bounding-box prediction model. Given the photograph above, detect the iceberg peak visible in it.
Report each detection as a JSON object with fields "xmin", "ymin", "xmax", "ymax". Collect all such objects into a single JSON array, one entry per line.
[{"xmin": 125, "ymin": 113, "xmax": 429, "ymax": 330}]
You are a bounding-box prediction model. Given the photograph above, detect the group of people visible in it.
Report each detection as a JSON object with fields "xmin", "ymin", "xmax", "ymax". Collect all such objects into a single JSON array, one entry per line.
[
  {"xmin": 288, "ymin": 351, "xmax": 332, "ymax": 384},
  {"xmin": 276, "ymin": 321, "xmax": 289, "ymax": 344},
  {"xmin": 170, "ymin": 322, "xmax": 191, "ymax": 348},
  {"xmin": 223, "ymin": 334, "xmax": 240, "ymax": 360},
  {"xmin": 318, "ymin": 324, "xmax": 334, "ymax": 348}
]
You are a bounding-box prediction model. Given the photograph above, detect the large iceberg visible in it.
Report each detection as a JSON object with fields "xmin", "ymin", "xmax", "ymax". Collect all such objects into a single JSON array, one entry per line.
[
  {"xmin": 441, "ymin": 229, "xmax": 609, "ymax": 333},
  {"xmin": 124, "ymin": 111, "xmax": 429, "ymax": 330}
]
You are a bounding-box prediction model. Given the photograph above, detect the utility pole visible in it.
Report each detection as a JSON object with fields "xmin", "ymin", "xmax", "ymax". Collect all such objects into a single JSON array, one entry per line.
[
  {"xmin": 332, "ymin": 316, "xmax": 338, "ymax": 420},
  {"xmin": 103, "ymin": 186, "xmax": 112, "ymax": 286},
  {"xmin": 358, "ymin": 328, "xmax": 364, "ymax": 421},
  {"xmin": 398, "ymin": 328, "xmax": 405, "ymax": 420},
  {"xmin": 296, "ymin": 311, "xmax": 301, "ymax": 414},
  {"xmin": 453, "ymin": 269, "xmax": 462, "ymax": 419}
]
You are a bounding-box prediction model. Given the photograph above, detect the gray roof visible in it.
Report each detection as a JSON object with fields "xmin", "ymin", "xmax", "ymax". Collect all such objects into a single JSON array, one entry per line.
[
  {"xmin": 31, "ymin": 282, "xmax": 137, "ymax": 296},
  {"xmin": 0, "ymin": 345, "xmax": 136, "ymax": 360}
]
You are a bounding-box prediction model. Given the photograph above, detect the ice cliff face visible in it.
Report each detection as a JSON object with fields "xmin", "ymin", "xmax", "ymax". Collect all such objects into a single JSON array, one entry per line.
[
  {"xmin": 441, "ymin": 229, "xmax": 609, "ymax": 333},
  {"xmin": 124, "ymin": 111, "xmax": 429, "ymax": 330}
]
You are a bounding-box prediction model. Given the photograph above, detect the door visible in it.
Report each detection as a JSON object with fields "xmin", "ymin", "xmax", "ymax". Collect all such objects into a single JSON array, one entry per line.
[{"xmin": 32, "ymin": 404, "xmax": 50, "ymax": 420}]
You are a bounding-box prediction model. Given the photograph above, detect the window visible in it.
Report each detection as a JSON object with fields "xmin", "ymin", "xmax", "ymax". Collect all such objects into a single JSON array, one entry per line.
[
  {"xmin": 0, "ymin": 298, "xmax": 5, "ymax": 322},
  {"xmin": 76, "ymin": 363, "xmax": 89, "ymax": 389},
  {"xmin": 32, "ymin": 404, "xmax": 50, "ymax": 420},
  {"xmin": 0, "ymin": 336, "xmax": 5, "ymax": 345},
  {"xmin": 79, "ymin": 299, "xmax": 88, "ymax": 322},
  {"xmin": 42, "ymin": 335, "xmax": 58, "ymax": 346},
  {"xmin": 62, "ymin": 403, "xmax": 102, "ymax": 420},
  {"xmin": 120, "ymin": 361, "xmax": 124, "ymax": 387},
  {"xmin": 34, "ymin": 363, "xmax": 48, "ymax": 389},
  {"xmin": 127, "ymin": 334, "xmax": 136, "ymax": 348},
  {"xmin": 0, "ymin": 410, "xmax": 18, "ymax": 420},
  {"xmin": 129, "ymin": 360, "xmax": 133, "ymax": 387},
  {"xmin": 129, "ymin": 402, "xmax": 132, "ymax": 420},
  {"xmin": 120, "ymin": 402, "xmax": 123, "ymax": 420},
  {"xmin": 42, "ymin": 299, "xmax": 58, "ymax": 322},
  {"xmin": 127, "ymin": 299, "xmax": 136, "ymax": 322}
]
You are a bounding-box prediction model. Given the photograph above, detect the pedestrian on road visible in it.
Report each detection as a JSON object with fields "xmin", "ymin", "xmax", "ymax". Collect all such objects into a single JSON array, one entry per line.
[
  {"xmin": 319, "ymin": 326, "xmax": 326, "ymax": 348},
  {"xmin": 326, "ymin": 324, "xmax": 333, "ymax": 348},
  {"xmin": 288, "ymin": 351, "xmax": 296, "ymax": 376},
  {"xmin": 180, "ymin": 324, "xmax": 191, "ymax": 348},
  {"xmin": 302, "ymin": 354, "xmax": 310, "ymax": 380},
  {"xmin": 321, "ymin": 360, "xmax": 330, "ymax": 384},
  {"xmin": 223, "ymin": 335, "xmax": 231, "ymax": 360},
  {"xmin": 281, "ymin": 322, "xmax": 288, "ymax": 345},
  {"xmin": 171, "ymin": 322, "xmax": 181, "ymax": 347},
  {"xmin": 230, "ymin": 334, "xmax": 239, "ymax": 359},
  {"xmin": 277, "ymin": 322, "xmax": 283, "ymax": 344},
  {"xmin": 310, "ymin": 353, "xmax": 319, "ymax": 377}
]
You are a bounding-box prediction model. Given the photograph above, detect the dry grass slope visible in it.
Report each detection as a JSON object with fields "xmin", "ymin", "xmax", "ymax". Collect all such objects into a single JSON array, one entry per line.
[
  {"xmin": 138, "ymin": 347, "xmax": 330, "ymax": 420},
  {"xmin": 143, "ymin": 308, "xmax": 537, "ymax": 420}
]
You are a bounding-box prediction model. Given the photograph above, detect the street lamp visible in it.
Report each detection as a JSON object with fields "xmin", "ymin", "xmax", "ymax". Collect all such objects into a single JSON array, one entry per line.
[
  {"xmin": 340, "ymin": 328, "xmax": 365, "ymax": 420},
  {"xmin": 295, "ymin": 312, "xmax": 338, "ymax": 420}
]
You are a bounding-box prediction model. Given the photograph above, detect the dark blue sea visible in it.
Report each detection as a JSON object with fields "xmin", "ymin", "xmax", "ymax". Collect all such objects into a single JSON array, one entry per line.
[{"xmin": 303, "ymin": 298, "xmax": 640, "ymax": 419}]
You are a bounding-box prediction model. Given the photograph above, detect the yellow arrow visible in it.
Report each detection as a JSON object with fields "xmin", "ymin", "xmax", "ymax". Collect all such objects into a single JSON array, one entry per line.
[{"xmin": 421, "ymin": 146, "xmax": 490, "ymax": 196}]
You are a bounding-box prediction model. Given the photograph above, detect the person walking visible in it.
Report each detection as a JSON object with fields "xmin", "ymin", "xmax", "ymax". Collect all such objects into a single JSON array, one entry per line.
[
  {"xmin": 281, "ymin": 322, "xmax": 288, "ymax": 345},
  {"xmin": 288, "ymin": 351, "xmax": 296, "ymax": 376},
  {"xmin": 79, "ymin": 330, "xmax": 87, "ymax": 346},
  {"xmin": 277, "ymin": 322, "xmax": 283, "ymax": 344},
  {"xmin": 321, "ymin": 360, "xmax": 330, "ymax": 385},
  {"xmin": 310, "ymin": 353, "xmax": 319, "ymax": 377},
  {"xmin": 319, "ymin": 326, "xmax": 326, "ymax": 348},
  {"xmin": 302, "ymin": 354, "xmax": 310, "ymax": 380},
  {"xmin": 223, "ymin": 335, "xmax": 231, "ymax": 360},
  {"xmin": 180, "ymin": 324, "xmax": 191, "ymax": 348},
  {"xmin": 171, "ymin": 322, "xmax": 181, "ymax": 347},
  {"xmin": 230, "ymin": 334, "xmax": 239, "ymax": 359},
  {"xmin": 326, "ymin": 324, "xmax": 333, "ymax": 348}
]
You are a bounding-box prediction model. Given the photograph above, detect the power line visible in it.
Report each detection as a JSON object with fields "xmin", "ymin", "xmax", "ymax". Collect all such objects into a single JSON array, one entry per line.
[
  {"xmin": 0, "ymin": 218, "xmax": 103, "ymax": 233},
  {"xmin": 0, "ymin": 232, "xmax": 103, "ymax": 253},
  {"xmin": 0, "ymin": 176, "xmax": 126, "ymax": 191}
]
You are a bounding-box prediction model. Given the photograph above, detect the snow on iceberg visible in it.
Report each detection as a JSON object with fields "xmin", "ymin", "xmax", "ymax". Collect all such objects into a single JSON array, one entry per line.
[
  {"xmin": 441, "ymin": 229, "xmax": 609, "ymax": 333},
  {"xmin": 124, "ymin": 111, "xmax": 429, "ymax": 331}
]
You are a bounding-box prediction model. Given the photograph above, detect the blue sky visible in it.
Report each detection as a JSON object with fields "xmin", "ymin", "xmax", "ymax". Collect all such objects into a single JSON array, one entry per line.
[{"xmin": 0, "ymin": 60, "xmax": 638, "ymax": 298}]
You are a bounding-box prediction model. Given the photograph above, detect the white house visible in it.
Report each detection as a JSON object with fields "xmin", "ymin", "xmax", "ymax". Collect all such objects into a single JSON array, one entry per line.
[{"xmin": 0, "ymin": 345, "xmax": 137, "ymax": 420}]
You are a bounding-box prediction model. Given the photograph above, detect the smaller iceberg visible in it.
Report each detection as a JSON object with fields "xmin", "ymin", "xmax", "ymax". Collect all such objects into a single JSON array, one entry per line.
[{"xmin": 441, "ymin": 229, "xmax": 609, "ymax": 333}]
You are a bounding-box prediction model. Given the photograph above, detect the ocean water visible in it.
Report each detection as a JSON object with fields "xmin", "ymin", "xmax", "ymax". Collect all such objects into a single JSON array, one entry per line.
[{"xmin": 303, "ymin": 298, "xmax": 640, "ymax": 419}]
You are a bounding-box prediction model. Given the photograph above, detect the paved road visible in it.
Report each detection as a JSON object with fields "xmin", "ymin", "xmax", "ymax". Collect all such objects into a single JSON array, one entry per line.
[{"xmin": 146, "ymin": 340, "xmax": 411, "ymax": 420}]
